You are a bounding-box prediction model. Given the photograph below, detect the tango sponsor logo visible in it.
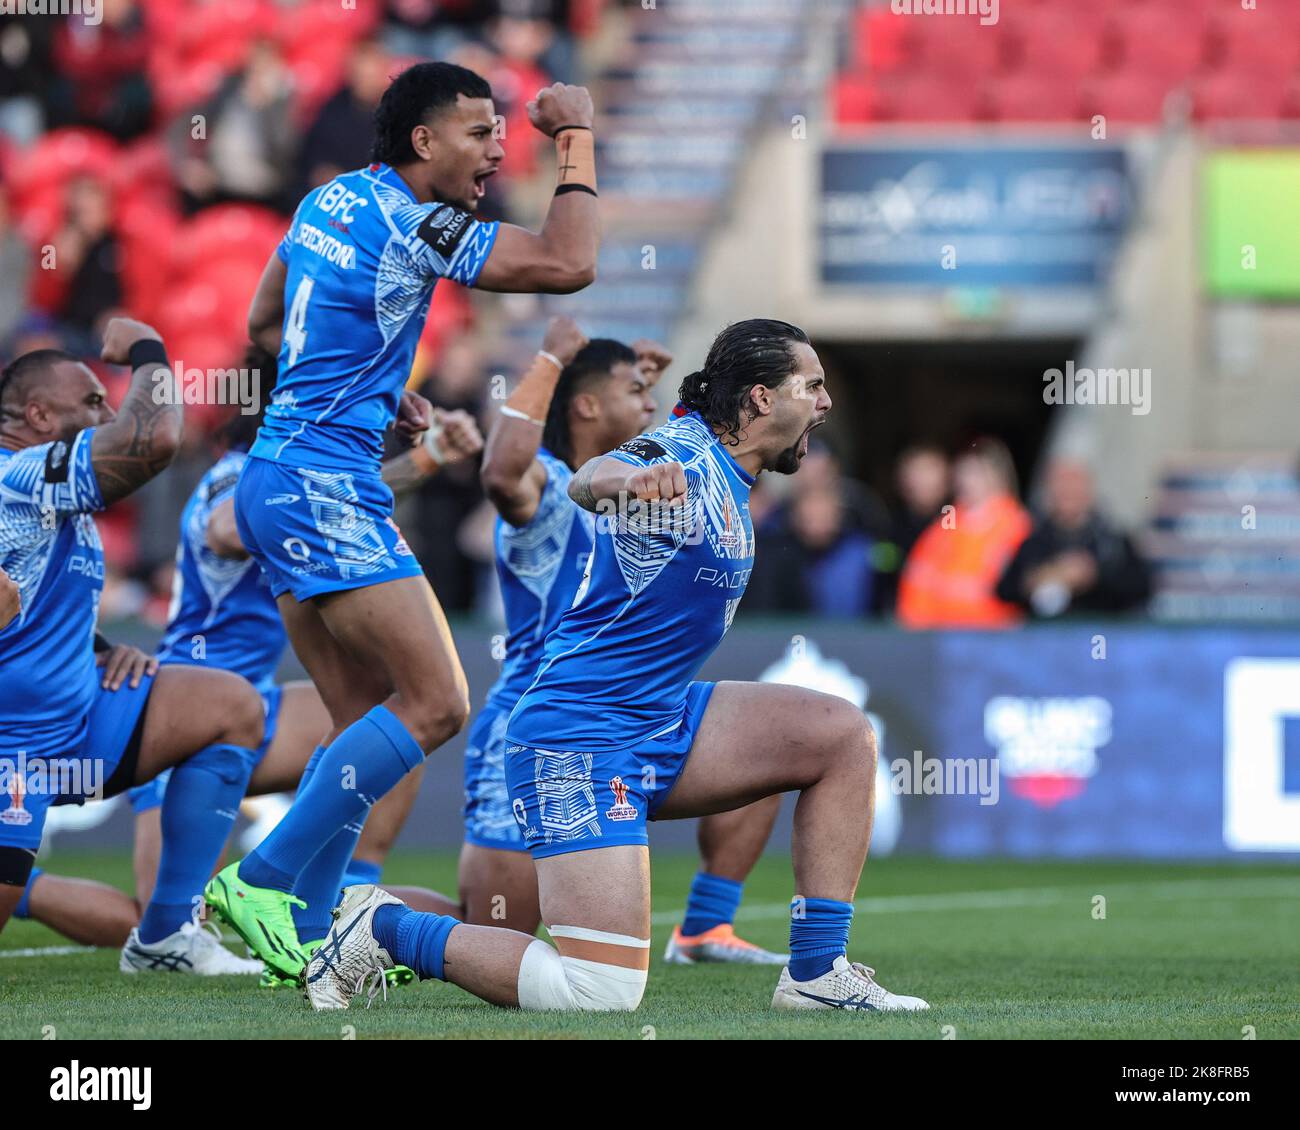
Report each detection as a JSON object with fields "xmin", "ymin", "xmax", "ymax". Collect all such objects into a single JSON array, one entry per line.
[
  {"xmin": 50, "ymin": 1061, "xmax": 151, "ymax": 1110},
  {"xmin": 605, "ymin": 776, "xmax": 638, "ymax": 822}
]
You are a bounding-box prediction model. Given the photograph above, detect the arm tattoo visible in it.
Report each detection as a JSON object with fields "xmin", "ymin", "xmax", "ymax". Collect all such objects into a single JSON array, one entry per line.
[
  {"xmin": 568, "ymin": 458, "xmax": 600, "ymax": 511},
  {"xmin": 90, "ymin": 363, "xmax": 182, "ymax": 506}
]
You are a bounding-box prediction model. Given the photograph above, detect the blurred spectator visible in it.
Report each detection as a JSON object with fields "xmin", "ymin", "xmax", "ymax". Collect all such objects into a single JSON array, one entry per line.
[
  {"xmin": 745, "ymin": 485, "xmax": 875, "ymax": 618},
  {"xmin": 897, "ymin": 437, "xmax": 1031, "ymax": 629},
  {"xmin": 298, "ymin": 36, "xmax": 392, "ymax": 193},
  {"xmin": 997, "ymin": 458, "xmax": 1152, "ymax": 618},
  {"xmin": 875, "ymin": 443, "xmax": 950, "ymax": 613},
  {"xmin": 0, "ymin": 14, "xmax": 56, "ymax": 144},
  {"xmin": 383, "ymin": 0, "xmax": 492, "ymax": 60},
  {"xmin": 400, "ymin": 335, "xmax": 489, "ymax": 612},
  {"xmin": 744, "ymin": 441, "xmax": 883, "ymax": 617},
  {"xmin": 0, "ymin": 192, "xmax": 32, "ymax": 349},
  {"xmin": 51, "ymin": 0, "xmax": 153, "ymax": 141},
  {"xmin": 33, "ymin": 175, "xmax": 123, "ymax": 349},
  {"xmin": 171, "ymin": 39, "xmax": 296, "ymax": 213}
]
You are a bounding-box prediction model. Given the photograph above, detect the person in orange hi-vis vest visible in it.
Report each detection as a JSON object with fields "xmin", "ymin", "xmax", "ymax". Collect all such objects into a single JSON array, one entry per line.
[{"xmin": 897, "ymin": 437, "xmax": 1031, "ymax": 628}]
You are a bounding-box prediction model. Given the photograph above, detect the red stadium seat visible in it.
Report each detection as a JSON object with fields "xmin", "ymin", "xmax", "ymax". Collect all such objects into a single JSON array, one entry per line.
[
  {"xmin": 982, "ymin": 72, "xmax": 1084, "ymax": 123},
  {"xmin": 1003, "ymin": 9, "xmax": 1110, "ymax": 78},
  {"xmin": 1107, "ymin": 6, "xmax": 1209, "ymax": 81},
  {"xmin": 851, "ymin": 6, "xmax": 916, "ymax": 73},
  {"xmin": 910, "ymin": 19, "xmax": 1011, "ymax": 82},
  {"xmin": 831, "ymin": 73, "xmax": 892, "ymax": 125},
  {"xmin": 172, "ymin": 205, "xmax": 285, "ymax": 281},
  {"xmin": 1192, "ymin": 72, "xmax": 1289, "ymax": 122},
  {"xmin": 878, "ymin": 72, "xmax": 983, "ymax": 123},
  {"xmin": 1080, "ymin": 70, "xmax": 1180, "ymax": 124},
  {"xmin": 8, "ymin": 129, "xmax": 117, "ymax": 208}
]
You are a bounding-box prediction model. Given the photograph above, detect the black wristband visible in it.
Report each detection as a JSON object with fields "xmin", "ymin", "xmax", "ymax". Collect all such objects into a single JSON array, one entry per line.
[
  {"xmin": 127, "ymin": 339, "xmax": 169, "ymax": 370},
  {"xmin": 553, "ymin": 125, "xmax": 593, "ymax": 136},
  {"xmin": 555, "ymin": 184, "xmax": 598, "ymax": 197}
]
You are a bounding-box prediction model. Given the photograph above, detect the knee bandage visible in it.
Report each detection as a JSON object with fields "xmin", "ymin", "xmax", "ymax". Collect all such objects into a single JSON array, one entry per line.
[{"xmin": 517, "ymin": 927, "xmax": 649, "ymax": 1012}]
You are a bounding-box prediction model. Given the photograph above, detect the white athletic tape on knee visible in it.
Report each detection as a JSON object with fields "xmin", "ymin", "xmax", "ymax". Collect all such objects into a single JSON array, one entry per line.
[
  {"xmin": 546, "ymin": 924, "xmax": 651, "ymax": 950},
  {"xmin": 517, "ymin": 938, "xmax": 648, "ymax": 1012}
]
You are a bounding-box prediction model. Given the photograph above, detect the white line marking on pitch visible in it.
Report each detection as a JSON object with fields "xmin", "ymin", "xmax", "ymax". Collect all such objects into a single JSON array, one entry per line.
[
  {"xmin": 0, "ymin": 945, "xmax": 96, "ymax": 959},
  {"xmin": 651, "ymin": 876, "xmax": 1300, "ymax": 926}
]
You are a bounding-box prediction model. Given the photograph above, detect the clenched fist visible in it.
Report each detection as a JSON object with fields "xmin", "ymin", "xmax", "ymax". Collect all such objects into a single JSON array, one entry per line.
[
  {"xmin": 428, "ymin": 408, "xmax": 484, "ymax": 466},
  {"xmin": 626, "ymin": 461, "xmax": 688, "ymax": 506},
  {"xmin": 100, "ymin": 317, "xmax": 163, "ymax": 366},
  {"xmin": 527, "ymin": 83, "xmax": 594, "ymax": 137},
  {"xmin": 542, "ymin": 316, "xmax": 588, "ymax": 368}
]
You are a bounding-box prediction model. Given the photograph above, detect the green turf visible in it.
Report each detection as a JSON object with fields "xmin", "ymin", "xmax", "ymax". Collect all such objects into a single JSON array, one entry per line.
[{"xmin": 2, "ymin": 853, "xmax": 1297, "ymax": 1039}]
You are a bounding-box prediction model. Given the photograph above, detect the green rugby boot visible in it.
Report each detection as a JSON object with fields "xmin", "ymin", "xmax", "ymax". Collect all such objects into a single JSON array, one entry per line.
[{"xmin": 204, "ymin": 861, "xmax": 308, "ymax": 982}]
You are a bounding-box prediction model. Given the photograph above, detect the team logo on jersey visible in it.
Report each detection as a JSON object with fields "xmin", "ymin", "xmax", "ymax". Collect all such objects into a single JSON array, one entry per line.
[
  {"xmin": 718, "ymin": 499, "xmax": 739, "ymax": 549},
  {"xmin": 417, "ymin": 205, "xmax": 473, "ymax": 255},
  {"xmin": 0, "ymin": 777, "xmax": 32, "ymax": 827},
  {"xmin": 616, "ymin": 437, "xmax": 668, "ymax": 461},
  {"xmin": 605, "ymin": 776, "xmax": 638, "ymax": 822}
]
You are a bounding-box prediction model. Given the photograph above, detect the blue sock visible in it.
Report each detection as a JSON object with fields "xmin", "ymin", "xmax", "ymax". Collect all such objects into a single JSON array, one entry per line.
[
  {"xmin": 371, "ymin": 904, "xmax": 458, "ymax": 981},
  {"xmin": 138, "ymin": 743, "xmax": 257, "ymax": 944},
  {"xmin": 239, "ymin": 706, "xmax": 423, "ymax": 892},
  {"xmin": 293, "ymin": 821, "xmax": 366, "ymax": 944},
  {"xmin": 13, "ymin": 867, "xmax": 42, "ymax": 919},
  {"xmin": 788, "ymin": 897, "xmax": 853, "ymax": 982},
  {"xmin": 341, "ymin": 858, "xmax": 383, "ymax": 889},
  {"xmin": 681, "ymin": 871, "xmax": 744, "ymax": 936}
]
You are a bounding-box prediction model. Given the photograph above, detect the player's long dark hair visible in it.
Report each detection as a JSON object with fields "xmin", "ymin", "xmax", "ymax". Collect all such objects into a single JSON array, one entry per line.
[
  {"xmin": 542, "ymin": 339, "xmax": 637, "ymax": 468},
  {"xmin": 676, "ymin": 319, "xmax": 810, "ymax": 447},
  {"xmin": 371, "ymin": 62, "xmax": 493, "ymax": 166}
]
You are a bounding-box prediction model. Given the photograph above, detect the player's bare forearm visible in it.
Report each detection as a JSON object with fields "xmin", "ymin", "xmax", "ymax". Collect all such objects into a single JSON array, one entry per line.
[
  {"xmin": 206, "ymin": 497, "xmax": 249, "ymax": 559},
  {"xmin": 475, "ymin": 195, "xmax": 599, "ymax": 294},
  {"xmin": 90, "ymin": 318, "xmax": 183, "ymax": 506},
  {"xmin": 382, "ymin": 449, "xmax": 435, "ymax": 500},
  {"xmin": 481, "ymin": 418, "xmax": 548, "ymax": 527},
  {"xmin": 567, "ymin": 456, "xmax": 628, "ymax": 511},
  {"xmin": 247, "ymin": 252, "xmax": 287, "ymax": 355}
]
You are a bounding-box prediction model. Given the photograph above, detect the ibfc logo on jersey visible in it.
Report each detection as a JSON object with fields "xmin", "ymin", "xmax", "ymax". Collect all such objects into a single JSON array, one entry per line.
[
  {"xmin": 0, "ymin": 776, "xmax": 32, "ymax": 826},
  {"xmin": 605, "ymin": 776, "xmax": 638, "ymax": 822}
]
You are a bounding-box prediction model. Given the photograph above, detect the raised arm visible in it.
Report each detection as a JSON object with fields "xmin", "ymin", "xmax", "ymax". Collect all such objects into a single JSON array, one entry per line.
[
  {"xmin": 382, "ymin": 407, "xmax": 484, "ymax": 499},
  {"xmin": 474, "ymin": 85, "xmax": 599, "ymax": 295},
  {"xmin": 247, "ymin": 252, "xmax": 287, "ymax": 357},
  {"xmin": 89, "ymin": 318, "xmax": 183, "ymax": 506},
  {"xmin": 480, "ymin": 316, "xmax": 587, "ymax": 527},
  {"xmin": 568, "ymin": 454, "xmax": 687, "ymax": 513}
]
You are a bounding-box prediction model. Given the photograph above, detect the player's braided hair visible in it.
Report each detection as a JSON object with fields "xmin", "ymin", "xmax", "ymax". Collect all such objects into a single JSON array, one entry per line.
[
  {"xmin": 676, "ymin": 319, "xmax": 810, "ymax": 448},
  {"xmin": 543, "ymin": 338, "xmax": 637, "ymax": 467},
  {"xmin": 0, "ymin": 349, "xmax": 79, "ymax": 420},
  {"xmin": 371, "ymin": 62, "xmax": 493, "ymax": 166}
]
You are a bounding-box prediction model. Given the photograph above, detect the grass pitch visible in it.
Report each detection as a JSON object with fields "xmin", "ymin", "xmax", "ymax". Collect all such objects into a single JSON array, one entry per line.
[{"xmin": 2, "ymin": 853, "xmax": 1297, "ymax": 1040}]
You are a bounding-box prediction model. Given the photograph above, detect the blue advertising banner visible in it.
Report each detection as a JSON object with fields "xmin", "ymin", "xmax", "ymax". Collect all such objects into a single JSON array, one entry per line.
[
  {"xmin": 41, "ymin": 622, "xmax": 1300, "ymax": 860},
  {"xmin": 819, "ymin": 144, "xmax": 1133, "ymax": 287}
]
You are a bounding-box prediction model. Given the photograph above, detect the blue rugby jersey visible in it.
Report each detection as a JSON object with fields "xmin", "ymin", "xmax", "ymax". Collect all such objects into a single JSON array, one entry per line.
[
  {"xmin": 507, "ymin": 411, "xmax": 755, "ymax": 752},
  {"xmin": 252, "ymin": 163, "xmax": 500, "ymax": 473},
  {"xmin": 482, "ymin": 449, "xmax": 595, "ymax": 715},
  {"xmin": 0, "ymin": 430, "xmax": 105, "ymax": 759},
  {"xmin": 155, "ymin": 450, "xmax": 286, "ymax": 691}
]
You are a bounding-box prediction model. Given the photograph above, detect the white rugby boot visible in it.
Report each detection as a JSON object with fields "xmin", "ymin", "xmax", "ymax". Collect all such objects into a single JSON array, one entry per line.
[
  {"xmin": 120, "ymin": 920, "xmax": 264, "ymax": 975},
  {"xmin": 304, "ymin": 884, "xmax": 402, "ymax": 1012},
  {"xmin": 771, "ymin": 956, "xmax": 929, "ymax": 1012}
]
